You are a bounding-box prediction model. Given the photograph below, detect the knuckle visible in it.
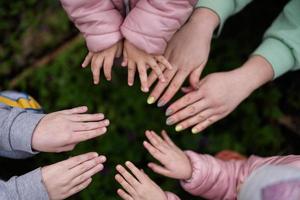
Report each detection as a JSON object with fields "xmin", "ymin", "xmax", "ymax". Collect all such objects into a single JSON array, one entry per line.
[{"xmin": 188, "ymin": 106, "xmax": 196, "ymax": 114}]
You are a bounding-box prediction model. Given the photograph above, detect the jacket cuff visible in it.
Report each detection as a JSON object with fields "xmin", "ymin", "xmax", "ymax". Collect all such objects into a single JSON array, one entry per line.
[
  {"xmin": 196, "ymin": 0, "xmax": 235, "ymax": 36},
  {"xmin": 16, "ymin": 168, "xmax": 49, "ymax": 200},
  {"xmin": 85, "ymin": 32, "xmax": 123, "ymax": 53},
  {"xmin": 10, "ymin": 110, "xmax": 45, "ymax": 154},
  {"xmin": 252, "ymin": 37, "xmax": 295, "ymax": 79}
]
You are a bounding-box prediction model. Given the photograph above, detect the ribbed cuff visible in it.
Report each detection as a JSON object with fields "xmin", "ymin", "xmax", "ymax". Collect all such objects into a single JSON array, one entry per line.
[{"xmin": 252, "ymin": 37, "xmax": 295, "ymax": 79}]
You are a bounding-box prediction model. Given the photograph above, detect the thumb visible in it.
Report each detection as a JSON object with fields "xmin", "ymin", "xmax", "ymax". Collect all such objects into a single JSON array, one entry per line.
[
  {"xmin": 122, "ymin": 48, "xmax": 128, "ymax": 67},
  {"xmin": 189, "ymin": 67, "xmax": 203, "ymax": 89},
  {"xmin": 116, "ymin": 41, "xmax": 123, "ymax": 58}
]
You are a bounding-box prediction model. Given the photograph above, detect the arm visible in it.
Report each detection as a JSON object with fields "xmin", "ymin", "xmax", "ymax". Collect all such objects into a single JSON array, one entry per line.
[
  {"xmin": 121, "ymin": 0, "xmax": 197, "ymax": 54},
  {"xmin": 0, "ymin": 168, "xmax": 49, "ymax": 200},
  {"xmin": 59, "ymin": 0, "xmax": 124, "ymax": 52},
  {"xmin": 253, "ymin": 0, "xmax": 300, "ymax": 78}
]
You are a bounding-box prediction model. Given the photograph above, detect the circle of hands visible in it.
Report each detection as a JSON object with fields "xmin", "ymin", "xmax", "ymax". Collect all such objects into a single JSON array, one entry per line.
[{"xmin": 33, "ymin": 17, "xmax": 252, "ymax": 200}]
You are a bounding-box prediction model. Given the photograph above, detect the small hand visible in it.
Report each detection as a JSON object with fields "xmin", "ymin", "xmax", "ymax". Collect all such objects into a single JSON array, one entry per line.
[
  {"xmin": 123, "ymin": 40, "xmax": 172, "ymax": 93},
  {"xmin": 32, "ymin": 106, "xmax": 109, "ymax": 153},
  {"xmin": 143, "ymin": 130, "xmax": 192, "ymax": 180},
  {"xmin": 115, "ymin": 161, "xmax": 167, "ymax": 200},
  {"xmin": 82, "ymin": 41, "xmax": 123, "ymax": 84},
  {"xmin": 42, "ymin": 152, "xmax": 106, "ymax": 200}
]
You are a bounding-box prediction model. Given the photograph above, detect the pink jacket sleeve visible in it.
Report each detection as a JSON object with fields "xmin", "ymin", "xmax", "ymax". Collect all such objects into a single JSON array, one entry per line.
[
  {"xmin": 60, "ymin": 0, "xmax": 124, "ymax": 52},
  {"xmin": 121, "ymin": 0, "xmax": 197, "ymax": 54},
  {"xmin": 180, "ymin": 151, "xmax": 300, "ymax": 200}
]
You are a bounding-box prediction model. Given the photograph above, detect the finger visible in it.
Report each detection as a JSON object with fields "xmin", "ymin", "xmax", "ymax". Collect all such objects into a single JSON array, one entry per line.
[
  {"xmin": 137, "ymin": 62, "xmax": 149, "ymax": 92},
  {"xmin": 148, "ymin": 63, "xmax": 166, "ymax": 88},
  {"xmin": 116, "ymin": 42, "xmax": 123, "ymax": 58},
  {"xmin": 122, "ymin": 48, "xmax": 128, "ymax": 67},
  {"xmin": 176, "ymin": 109, "xmax": 217, "ymax": 133},
  {"xmin": 116, "ymin": 165, "xmax": 140, "ymax": 186},
  {"xmin": 145, "ymin": 130, "xmax": 167, "ymax": 152},
  {"xmin": 189, "ymin": 67, "xmax": 203, "ymax": 89},
  {"xmin": 143, "ymin": 141, "xmax": 164, "ymax": 161},
  {"xmin": 128, "ymin": 60, "xmax": 136, "ymax": 86},
  {"xmin": 147, "ymin": 59, "xmax": 166, "ymax": 82},
  {"xmin": 70, "ymin": 163, "xmax": 104, "ymax": 187},
  {"xmin": 117, "ymin": 189, "xmax": 134, "ymax": 200},
  {"xmin": 69, "ymin": 155, "xmax": 106, "ymax": 178},
  {"xmin": 115, "ymin": 174, "xmax": 137, "ymax": 196},
  {"xmin": 147, "ymin": 69, "xmax": 176, "ymax": 105},
  {"xmin": 91, "ymin": 54, "xmax": 104, "ymax": 84},
  {"xmin": 166, "ymin": 99, "xmax": 209, "ymax": 126},
  {"xmin": 67, "ymin": 178, "xmax": 92, "ymax": 198},
  {"xmin": 124, "ymin": 161, "xmax": 145, "ymax": 183},
  {"xmin": 82, "ymin": 52, "xmax": 93, "ymax": 68},
  {"xmin": 103, "ymin": 54, "xmax": 115, "ymax": 81},
  {"xmin": 191, "ymin": 114, "xmax": 223, "ymax": 134},
  {"xmin": 60, "ymin": 106, "xmax": 88, "ymax": 115},
  {"xmin": 166, "ymin": 91, "xmax": 203, "ymax": 116},
  {"xmin": 67, "ymin": 113, "xmax": 105, "ymax": 122},
  {"xmin": 71, "ymin": 127, "xmax": 107, "ymax": 143},
  {"xmin": 64, "ymin": 152, "xmax": 99, "ymax": 169},
  {"xmin": 157, "ymin": 71, "xmax": 188, "ymax": 107},
  {"xmin": 161, "ymin": 130, "xmax": 176, "ymax": 147},
  {"xmin": 147, "ymin": 162, "xmax": 171, "ymax": 177},
  {"xmin": 181, "ymin": 86, "xmax": 195, "ymax": 94},
  {"xmin": 73, "ymin": 120, "xmax": 109, "ymax": 131},
  {"xmin": 57, "ymin": 144, "xmax": 76, "ymax": 152},
  {"xmin": 154, "ymin": 56, "xmax": 173, "ymax": 70}
]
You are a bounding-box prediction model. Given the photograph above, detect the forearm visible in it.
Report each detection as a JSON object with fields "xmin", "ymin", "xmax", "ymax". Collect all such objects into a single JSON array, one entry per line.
[{"xmin": 0, "ymin": 168, "xmax": 49, "ymax": 200}]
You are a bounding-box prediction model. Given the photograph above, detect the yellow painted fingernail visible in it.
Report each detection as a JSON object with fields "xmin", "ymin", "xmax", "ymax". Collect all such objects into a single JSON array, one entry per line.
[
  {"xmin": 147, "ymin": 96, "xmax": 155, "ymax": 104},
  {"xmin": 175, "ymin": 125, "xmax": 183, "ymax": 132},
  {"xmin": 192, "ymin": 128, "xmax": 198, "ymax": 134}
]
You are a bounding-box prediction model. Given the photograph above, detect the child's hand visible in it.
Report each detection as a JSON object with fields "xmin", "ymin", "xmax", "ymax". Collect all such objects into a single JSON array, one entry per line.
[
  {"xmin": 115, "ymin": 161, "xmax": 167, "ymax": 200},
  {"xmin": 42, "ymin": 152, "xmax": 106, "ymax": 200},
  {"xmin": 143, "ymin": 130, "xmax": 192, "ymax": 180},
  {"xmin": 122, "ymin": 40, "xmax": 172, "ymax": 92},
  {"xmin": 32, "ymin": 106, "xmax": 109, "ymax": 153},
  {"xmin": 82, "ymin": 41, "xmax": 123, "ymax": 84}
]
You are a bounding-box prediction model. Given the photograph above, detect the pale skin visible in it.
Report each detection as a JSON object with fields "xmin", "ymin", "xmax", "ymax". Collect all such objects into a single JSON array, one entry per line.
[
  {"xmin": 32, "ymin": 106, "xmax": 109, "ymax": 153},
  {"xmin": 147, "ymin": 8, "xmax": 219, "ymax": 106},
  {"xmin": 115, "ymin": 161, "xmax": 167, "ymax": 200},
  {"xmin": 82, "ymin": 41, "xmax": 123, "ymax": 84},
  {"xmin": 42, "ymin": 152, "xmax": 106, "ymax": 200},
  {"xmin": 122, "ymin": 40, "xmax": 173, "ymax": 93},
  {"xmin": 166, "ymin": 56, "xmax": 275, "ymax": 134}
]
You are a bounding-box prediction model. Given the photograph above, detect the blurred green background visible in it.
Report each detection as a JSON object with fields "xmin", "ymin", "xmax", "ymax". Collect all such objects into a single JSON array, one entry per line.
[{"xmin": 1, "ymin": 0, "xmax": 300, "ymax": 199}]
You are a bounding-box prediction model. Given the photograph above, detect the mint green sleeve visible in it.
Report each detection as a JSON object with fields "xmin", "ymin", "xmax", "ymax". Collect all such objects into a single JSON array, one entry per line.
[
  {"xmin": 196, "ymin": 0, "xmax": 252, "ymax": 34},
  {"xmin": 252, "ymin": 0, "xmax": 300, "ymax": 79}
]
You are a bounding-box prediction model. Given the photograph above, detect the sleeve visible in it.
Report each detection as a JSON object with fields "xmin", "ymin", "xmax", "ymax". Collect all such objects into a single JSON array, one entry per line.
[
  {"xmin": 180, "ymin": 151, "xmax": 300, "ymax": 200},
  {"xmin": 0, "ymin": 108, "xmax": 45, "ymax": 156},
  {"xmin": 252, "ymin": 0, "xmax": 300, "ymax": 78},
  {"xmin": 0, "ymin": 168, "xmax": 49, "ymax": 200},
  {"xmin": 121, "ymin": 0, "xmax": 197, "ymax": 54},
  {"xmin": 165, "ymin": 191, "xmax": 181, "ymax": 200},
  {"xmin": 59, "ymin": 0, "xmax": 124, "ymax": 53},
  {"xmin": 195, "ymin": 0, "xmax": 252, "ymax": 34},
  {"xmin": 0, "ymin": 150, "xmax": 34, "ymax": 159}
]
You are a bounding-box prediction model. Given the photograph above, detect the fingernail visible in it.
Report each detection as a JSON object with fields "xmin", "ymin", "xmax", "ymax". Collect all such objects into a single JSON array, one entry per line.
[
  {"xmin": 192, "ymin": 128, "xmax": 198, "ymax": 134},
  {"xmin": 166, "ymin": 118, "xmax": 175, "ymax": 126},
  {"xmin": 147, "ymin": 96, "xmax": 155, "ymax": 104},
  {"xmin": 104, "ymin": 120, "xmax": 110, "ymax": 126},
  {"xmin": 165, "ymin": 108, "xmax": 173, "ymax": 116},
  {"xmin": 128, "ymin": 82, "xmax": 133, "ymax": 86},
  {"xmin": 141, "ymin": 87, "xmax": 149, "ymax": 93},
  {"xmin": 157, "ymin": 100, "xmax": 165, "ymax": 107},
  {"xmin": 175, "ymin": 125, "xmax": 183, "ymax": 132}
]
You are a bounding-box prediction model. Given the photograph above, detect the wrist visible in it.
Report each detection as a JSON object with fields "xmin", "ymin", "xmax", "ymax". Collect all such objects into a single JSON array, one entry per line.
[
  {"xmin": 234, "ymin": 56, "xmax": 274, "ymax": 94},
  {"xmin": 189, "ymin": 8, "xmax": 220, "ymax": 36}
]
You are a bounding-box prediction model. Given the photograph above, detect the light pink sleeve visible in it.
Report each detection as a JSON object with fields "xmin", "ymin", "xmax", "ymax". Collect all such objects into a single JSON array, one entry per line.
[
  {"xmin": 165, "ymin": 191, "xmax": 181, "ymax": 200},
  {"xmin": 121, "ymin": 0, "xmax": 197, "ymax": 54},
  {"xmin": 180, "ymin": 151, "xmax": 300, "ymax": 200},
  {"xmin": 60, "ymin": 0, "xmax": 124, "ymax": 52}
]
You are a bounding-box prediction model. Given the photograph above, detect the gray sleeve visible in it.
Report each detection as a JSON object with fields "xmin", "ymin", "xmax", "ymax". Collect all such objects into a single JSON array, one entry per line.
[
  {"xmin": 0, "ymin": 107, "xmax": 45, "ymax": 156},
  {"xmin": 0, "ymin": 168, "xmax": 49, "ymax": 200},
  {"xmin": 0, "ymin": 150, "xmax": 34, "ymax": 159}
]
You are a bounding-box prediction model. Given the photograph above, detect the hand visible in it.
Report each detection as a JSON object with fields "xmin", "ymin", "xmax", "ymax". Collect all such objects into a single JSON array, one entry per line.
[
  {"xmin": 115, "ymin": 161, "xmax": 167, "ymax": 200},
  {"xmin": 146, "ymin": 8, "xmax": 219, "ymax": 107},
  {"xmin": 143, "ymin": 130, "xmax": 192, "ymax": 180},
  {"xmin": 32, "ymin": 106, "xmax": 109, "ymax": 153},
  {"xmin": 165, "ymin": 56, "xmax": 274, "ymax": 134},
  {"xmin": 82, "ymin": 41, "xmax": 123, "ymax": 84},
  {"xmin": 42, "ymin": 152, "xmax": 106, "ymax": 200},
  {"xmin": 122, "ymin": 40, "xmax": 172, "ymax": 93}
]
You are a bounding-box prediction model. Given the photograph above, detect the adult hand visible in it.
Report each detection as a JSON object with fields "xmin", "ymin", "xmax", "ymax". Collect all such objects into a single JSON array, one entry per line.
[
  {"xmin": 165, "ymin": 56, "xmax": 274, "ymax": 134},
  {"xmin": 32, "ymin": 106, "xmax": 109, "ymax": 152},
  {"xmin": 146, "ymin": 8, "xmax": 219, "ymax": 106}
]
